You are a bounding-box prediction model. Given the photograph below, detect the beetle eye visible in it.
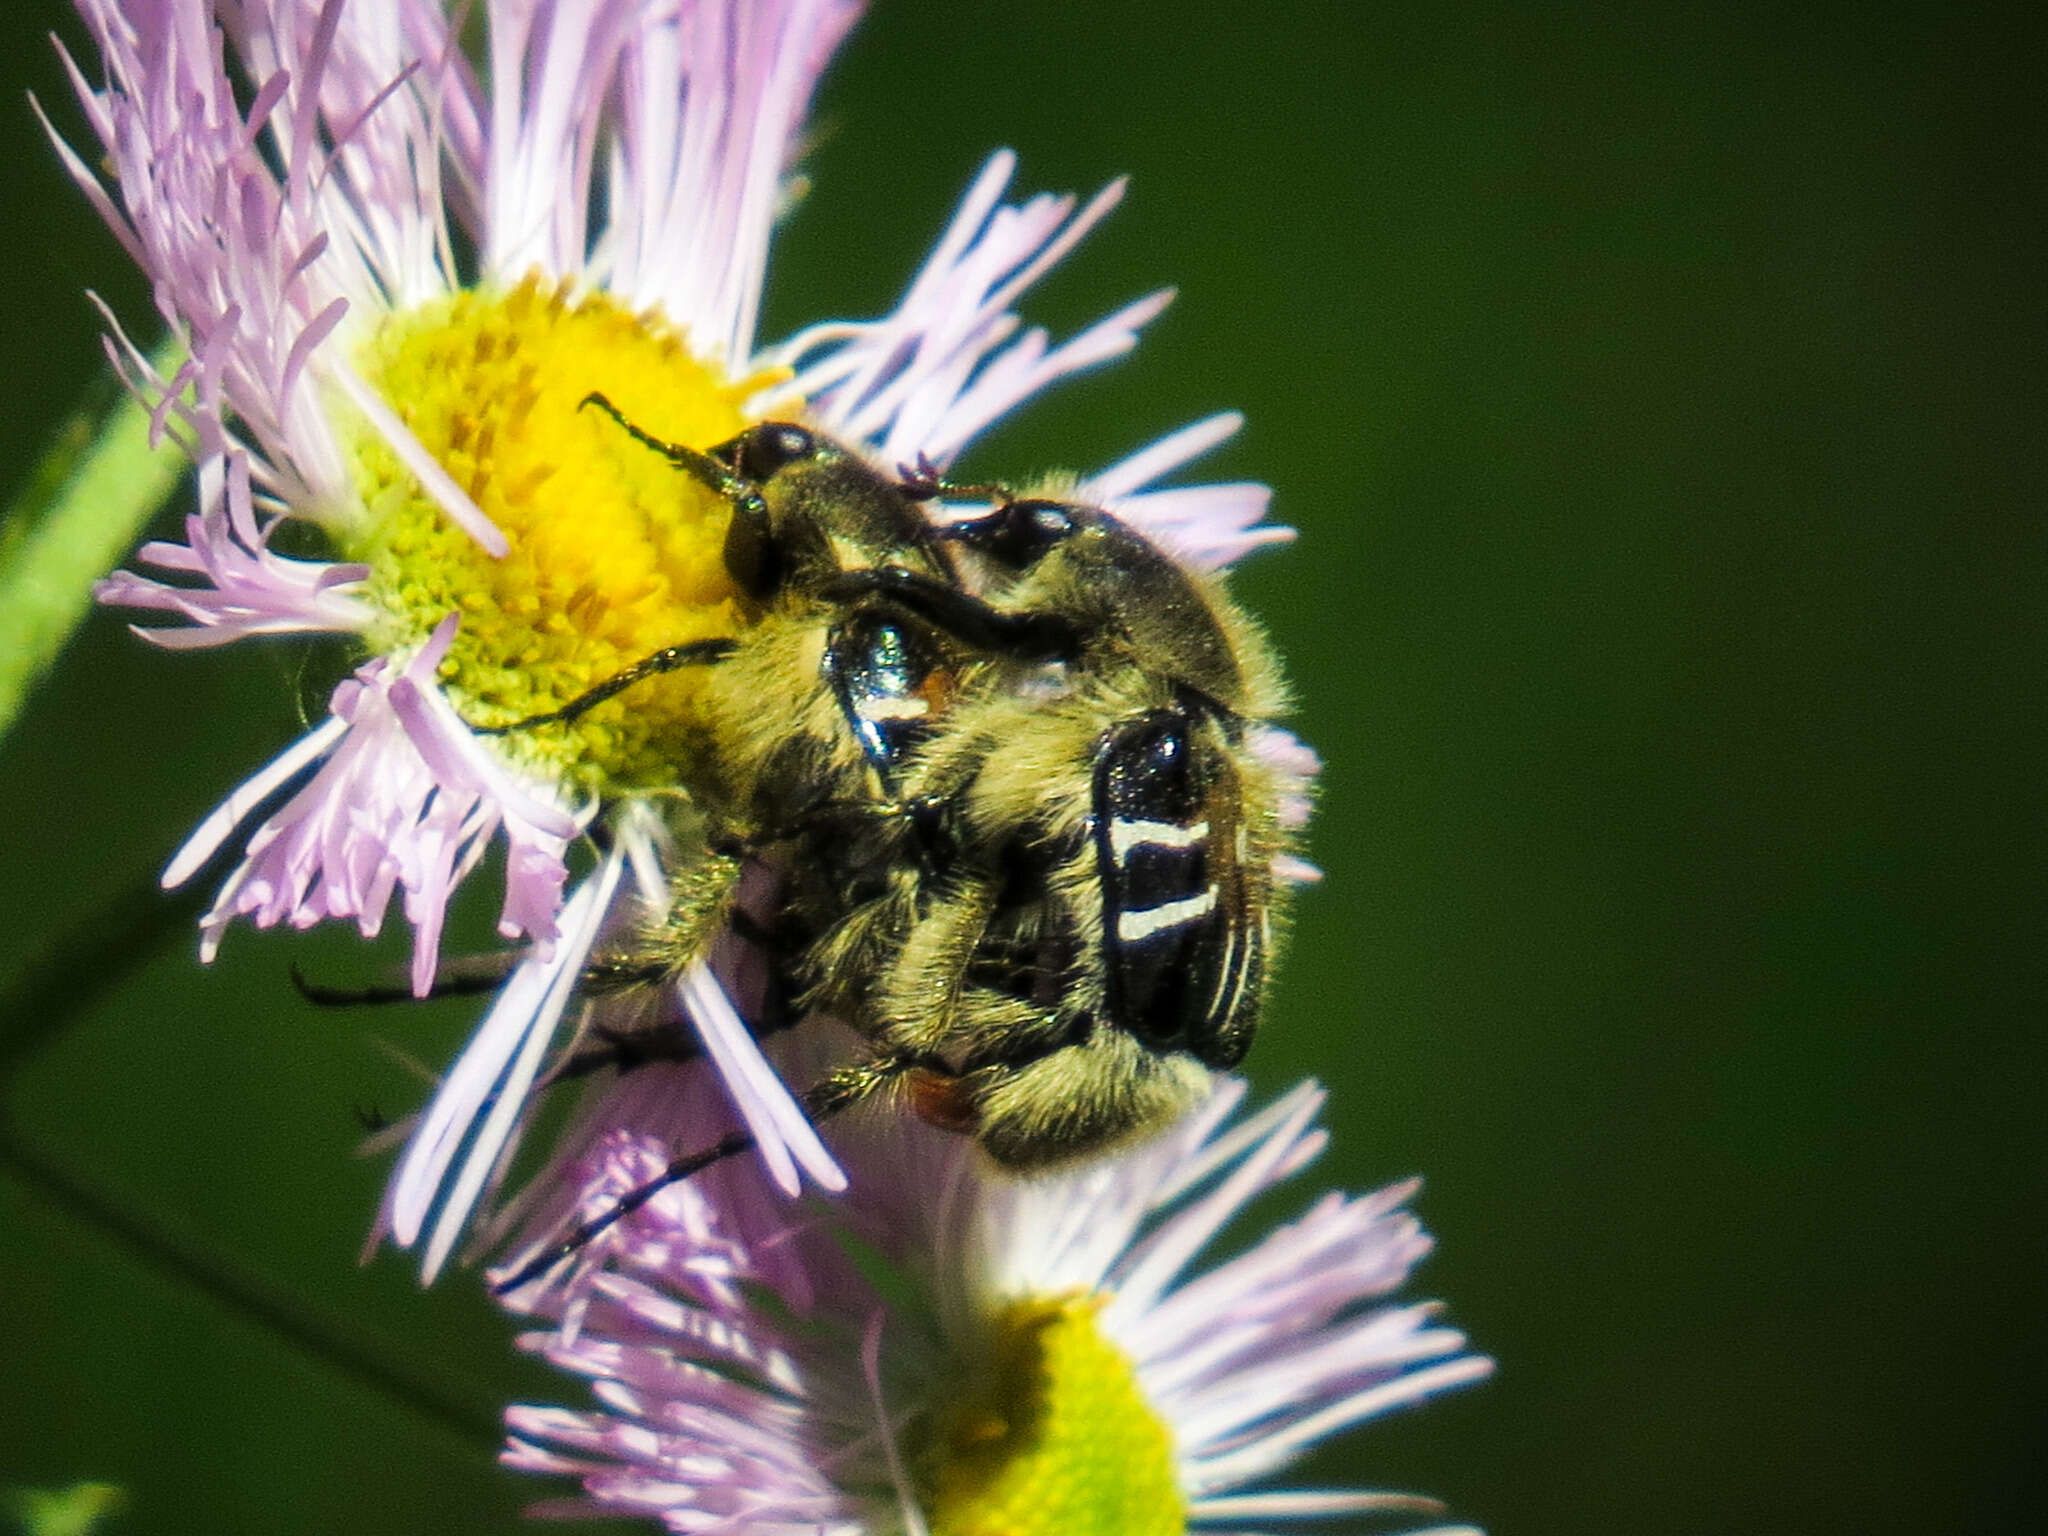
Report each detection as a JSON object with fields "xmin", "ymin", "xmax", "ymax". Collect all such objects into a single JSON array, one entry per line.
[{"xmin": 733, "ymin": 422, "xmax": 817, "ymax": 480}]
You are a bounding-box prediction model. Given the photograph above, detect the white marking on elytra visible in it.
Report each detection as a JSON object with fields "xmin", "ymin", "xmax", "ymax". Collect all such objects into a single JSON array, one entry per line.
[
  {"xmin": 858, "ymin": 696, "xmax": 930, "ymax": 722},
  {"xmin": 1116, "ymin": 886, "xmax": 1219, "ymax": 943},
  {"xmin": 1109, "ymin": 816, "xmax": 1210, "ymax": 859}
]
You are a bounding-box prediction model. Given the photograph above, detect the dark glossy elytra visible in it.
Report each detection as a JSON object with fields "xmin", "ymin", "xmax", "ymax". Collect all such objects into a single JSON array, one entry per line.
[
  {"xmin": 1091, "ymin": 705, "xmax": 1254, "ymax": 1065},
  {"xmin": 820, "ymin": 610, "xmax": 949, "ymax": 788}
]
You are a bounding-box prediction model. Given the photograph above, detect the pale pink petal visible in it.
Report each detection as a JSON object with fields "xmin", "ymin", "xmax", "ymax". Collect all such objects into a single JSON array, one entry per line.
[
  {"xmin": 1190, "ymin": 1491, "xmax": 1454, "ymax": 1522},
  {"xmin": 1099, "ymin": 1087, "xmax": 1329, "ymax": 1324},
  {"xmin": 416, "ymin": 847, "xmax": 627, "ymax": 1283},
  {"xmin": 162, "ymin": 714, "xmax": 350, "ymax": 890},
  {"xmin": 1182, "ymin": 1356, "xmax": 1497, "ymax": 1494},
  {"xmin": 606, "ymin": 0, "xmax": 863, "ymax": 362},
  {"xmin": 1274, "ymin": 853, "xmax": 1325, "ymax": 886},
  {"xmin": 498, "ymin": 1080, "xmax": 1488, "ymax": 1530},
  {"xmin": 775, "ymin": 150, "xmax": 1291, "ymax": 580},
  {"xmin": 96, "ymin": 450, "xmax": 373, "ymax": 644},
  {"xmin": 488, "ymin": 1015, "xmax": 871, "ymax": 1317},
  {"xmin": 483, "ymin": 0, "xmax": 640, "ymax": 282},
  {"xmin": 186, "ymin": 617, "xmax": 583, "ymax": 990},
  {"xmin": 1250, "ymin": 725, "xmax": 1321, "ymax": 832},
  {"xmin": 329, "ymin": 360, "xmax": 508, "ymax": 555},
  {"xmin": 1088, "ymin": 412, "xmax": 1247, "ymax": 502},
  {"xmin": 677, "ymin": 960, "xmax": 845, "ymax": 1200},
  {"xmin": 497, "ymin": 1133, "xmax": 878, "ymax": 1528},
  {"xmin": 382, "ymin": 940, "xmax": 571, "ymax": 1253},
  {"xmin": 1109, "ymin": 483, "xmax": 1292, "ymax": 571},
  {"xmin": 61, "ymin": 0, "xmax": 446, "ymax": 515},
  {"xmin": 777, "ymin": 153, "xmax": 1157, "ymax": 471},
  {"xmin": 382, "ymin": 616, "xmax": 587, "ymax": 980},
  {"xmin": 1083, "ymin": 412, "xmax": 1293, "ymax": 571},
  {"xmin": 224, "ymin": 0, "xmax": 470, "ymax": 310}
]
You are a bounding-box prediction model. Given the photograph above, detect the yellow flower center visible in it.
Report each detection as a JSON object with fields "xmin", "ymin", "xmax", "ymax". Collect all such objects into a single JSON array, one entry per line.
[
  {"xmin": 919, "ymin": 1294, "xmax": 1184, "ymax": 1536},
  {"xmin": 343, "ymin": 275, "xmax": 774, "ymax": 791}
]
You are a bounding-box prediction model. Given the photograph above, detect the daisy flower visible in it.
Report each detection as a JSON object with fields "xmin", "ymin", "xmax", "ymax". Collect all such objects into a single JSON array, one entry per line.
[
  {"xmin": 49, "ymin": 0, "xmax": 1306, "ymax": 1279},
  {"xmin": 492, "ymin": 1070, "xmax": 1491, "ymax": 1534}
]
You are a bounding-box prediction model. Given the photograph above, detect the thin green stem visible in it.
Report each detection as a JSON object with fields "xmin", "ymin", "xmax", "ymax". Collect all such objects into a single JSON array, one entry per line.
[{"xmin": 0, "ymin": 351, "xmax": 187, "ymax": 742}]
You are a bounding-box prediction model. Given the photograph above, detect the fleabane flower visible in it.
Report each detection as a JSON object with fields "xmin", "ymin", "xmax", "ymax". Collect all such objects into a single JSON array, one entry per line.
[
  {"xmin": 51, "ymin": 0, "xmax": 1302, "ymax": 1276},
  {"xmin": 493, "ymin": 1071, "xmax": 1490, "ymax": 1535}
]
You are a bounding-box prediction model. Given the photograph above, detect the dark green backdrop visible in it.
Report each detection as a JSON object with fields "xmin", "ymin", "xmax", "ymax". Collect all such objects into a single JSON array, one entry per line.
[{"xmin": 3, "ymin": 2, "xmax": 2043, "ymax": 1532}]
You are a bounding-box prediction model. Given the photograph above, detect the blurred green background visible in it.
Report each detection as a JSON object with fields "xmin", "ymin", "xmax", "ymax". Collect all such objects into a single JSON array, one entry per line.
[{"xmin": 3, "ymin": 0, "xmax": 2043, "ymax": 1531}]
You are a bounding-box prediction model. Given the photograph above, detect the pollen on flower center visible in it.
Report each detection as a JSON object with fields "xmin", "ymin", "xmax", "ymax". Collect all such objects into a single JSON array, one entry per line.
[
  {"xmin": 919, "ymin": 1293, "xmax": 1183, "ymax": 1536},
  {"xmin": 344, "ymin": 275, "xmax": 772, "ymax": 791}
]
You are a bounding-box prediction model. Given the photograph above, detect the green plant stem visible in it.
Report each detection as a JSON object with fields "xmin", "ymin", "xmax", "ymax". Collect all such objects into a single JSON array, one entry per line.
[{"xmin": 0, "ymin": 358, "xmax": 186, "ymax": 740}]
